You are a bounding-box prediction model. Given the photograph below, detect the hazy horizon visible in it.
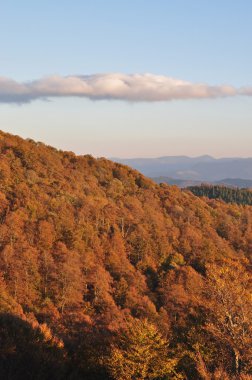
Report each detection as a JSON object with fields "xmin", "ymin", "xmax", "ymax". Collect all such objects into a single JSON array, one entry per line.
[{"xmin": 110, "ymin": 154, "xmax": 252, "ymax": 160}]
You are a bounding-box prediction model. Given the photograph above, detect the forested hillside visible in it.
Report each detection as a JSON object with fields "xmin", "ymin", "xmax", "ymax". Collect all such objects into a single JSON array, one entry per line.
[
  {"xmin": 188, "ymin": 185, "xmax": 252, "ymax": 205},
  {"xmin": 0, "ymin": 131, "xmax": 251, "ymax": 379}
]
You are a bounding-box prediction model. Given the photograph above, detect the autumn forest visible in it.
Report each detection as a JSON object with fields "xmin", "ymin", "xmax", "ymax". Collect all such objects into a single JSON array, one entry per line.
[{"xmin": 0, "ymin": 131, "xmax": 251, "ymax": 379}]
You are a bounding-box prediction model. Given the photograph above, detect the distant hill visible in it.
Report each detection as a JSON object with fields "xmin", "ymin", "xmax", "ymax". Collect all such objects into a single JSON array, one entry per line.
[
  {"xmin": 152, "ymin": 176, "xmax": 252, "ymax": 189},
  {"xmin": 152, "ymin": 176, "xmax": 204, "ymax": 187},
  {"xmin": 187, "ymin": 184, "xmax": 252, "ymax": 206},
  {"xmin": 112, "ymin": 155, "xmax": 252, "ymax": 182}
]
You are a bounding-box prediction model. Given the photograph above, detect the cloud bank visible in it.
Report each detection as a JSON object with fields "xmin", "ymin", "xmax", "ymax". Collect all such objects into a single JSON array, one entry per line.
[{"xmin": 0, "ymin": 73, "xmax": 250, "ymax": 104}]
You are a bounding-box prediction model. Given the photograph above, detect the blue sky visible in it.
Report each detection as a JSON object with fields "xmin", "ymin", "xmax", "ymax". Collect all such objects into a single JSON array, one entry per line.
[{"xmin": 0, "ymin": 0, "xmax": 252, "ymax": 157}]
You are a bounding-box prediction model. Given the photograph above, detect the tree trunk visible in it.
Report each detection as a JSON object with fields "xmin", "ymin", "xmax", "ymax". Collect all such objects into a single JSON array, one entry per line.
[{"xmin": 234, "ymin": 348, "xmax": 240, "ymax": 376}]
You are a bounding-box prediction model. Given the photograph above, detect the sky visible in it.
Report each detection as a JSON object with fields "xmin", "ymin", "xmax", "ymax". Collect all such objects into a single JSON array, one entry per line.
[{"xmin": 0, "ymin": 0, "xmax": 252, "ymax": 157}]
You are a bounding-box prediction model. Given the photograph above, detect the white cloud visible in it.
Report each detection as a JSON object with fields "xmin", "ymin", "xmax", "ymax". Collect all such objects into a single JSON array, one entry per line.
[{"xmin": 0, "ymin": 73, "xmax": 247, "ymax": 104}]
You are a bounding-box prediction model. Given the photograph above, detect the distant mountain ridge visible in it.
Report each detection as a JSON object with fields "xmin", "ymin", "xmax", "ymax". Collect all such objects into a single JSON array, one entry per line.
[
  {"xmin": 112, "ymin": 155, "xmax": 252, "ymax": 182},
  {"xmin": 152, "ymin": 177, "xmax": 252, "ymax": 189}
]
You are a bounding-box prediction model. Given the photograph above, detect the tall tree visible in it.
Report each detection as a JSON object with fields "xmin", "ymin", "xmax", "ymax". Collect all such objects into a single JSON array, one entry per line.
[{"xmin": 107, "ymin": 317, "xmax": 181, "ymax": 380}]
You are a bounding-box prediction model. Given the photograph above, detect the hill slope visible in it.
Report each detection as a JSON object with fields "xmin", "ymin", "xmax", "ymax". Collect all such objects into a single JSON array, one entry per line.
[{"xmin": 0, "ymin": 131, "xmax": 251, "ymax": 379}]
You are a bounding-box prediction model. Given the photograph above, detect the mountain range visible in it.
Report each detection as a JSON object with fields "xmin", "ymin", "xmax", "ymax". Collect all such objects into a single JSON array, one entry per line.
[
  {"xmin": 112, "ymin": 155, "xmax": 252, "ymax": 185},
  {"xmin": 152, "ymin": 177, "xmax": 252, "ymax": 188}
]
